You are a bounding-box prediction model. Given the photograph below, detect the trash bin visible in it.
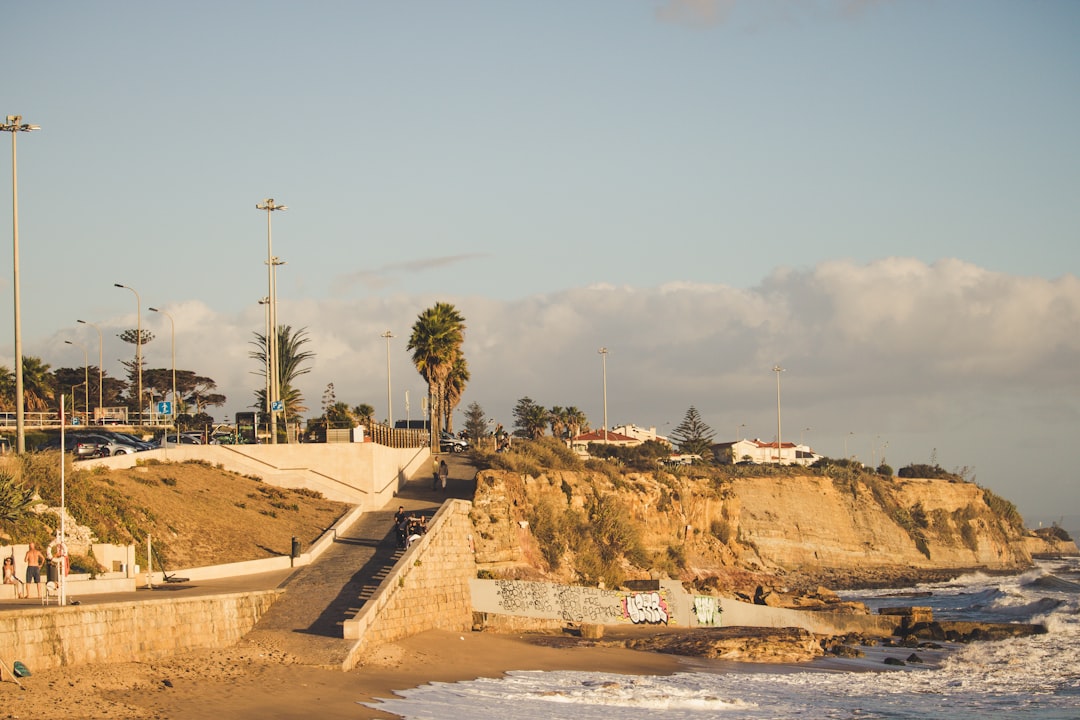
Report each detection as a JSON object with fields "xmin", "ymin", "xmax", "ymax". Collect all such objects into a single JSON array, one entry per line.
[{"xmin": 290, "ymin": 537, "xmax": 301, "ymax": 559}]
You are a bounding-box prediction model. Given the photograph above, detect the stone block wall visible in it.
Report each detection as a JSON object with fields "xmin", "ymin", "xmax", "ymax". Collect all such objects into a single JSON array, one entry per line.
[
  {"xmin": 342, "ymin": 499, "xmax": 476, "ymax": 669},
  {"xmin": 0, "ymin": 590, "xmax": 281, "ymax": 671}
]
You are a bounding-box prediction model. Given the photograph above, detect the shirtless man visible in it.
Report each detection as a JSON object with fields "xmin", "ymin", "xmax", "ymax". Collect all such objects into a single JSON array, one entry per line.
[{"xmin": 24, "ymin": 542, "xmax": 44, "ymax": 598}]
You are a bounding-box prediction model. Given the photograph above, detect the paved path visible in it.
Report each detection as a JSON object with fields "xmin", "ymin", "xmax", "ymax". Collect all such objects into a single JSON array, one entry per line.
[{"xmin": 236, "ymin": 452, "xmax": 476, "ymax": 668}]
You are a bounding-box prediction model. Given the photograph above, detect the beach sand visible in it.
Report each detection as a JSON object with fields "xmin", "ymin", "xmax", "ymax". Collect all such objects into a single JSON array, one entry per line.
[{"xmin": 0, "ymin": 629, "xmax": 684, "ymax": 720}]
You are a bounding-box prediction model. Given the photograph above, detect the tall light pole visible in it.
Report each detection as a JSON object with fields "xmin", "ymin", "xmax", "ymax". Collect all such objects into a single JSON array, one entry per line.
[
  {"xmin": 64, "ymin": 340, "xmax": 89, "ymax": 420},
  {"xmin": 3, "ymin": 115, "xmax": 40, "ymax": 453},
  {"xmin": 114, "ymin": 283, "xmax": 142, "ymax": 424},
  {"xmin": 76, "ymin": 319, "xmax": 103, "ymax": 421},
  {"xmin": 149, "ymin": 307, "xmax": 176, "ymax": 421},
  {"xmin": 598, "ymin": 347, "xmax": 608, "ymax": 443},
  {"xmin": 381, "ymin": 330, "xmax": 394, "ymax": 425},
  {"xmin": 773, "ymin": 364, "xmax": 784, "ymax": 463},
  {"xmin": 256, "ymin": 198, "xmax": 286, "ymax": 444}
]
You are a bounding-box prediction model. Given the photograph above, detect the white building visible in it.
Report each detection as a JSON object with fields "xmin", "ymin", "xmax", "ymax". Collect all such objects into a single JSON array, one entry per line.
[{"xmin": 715, "ymin": 438, "xmax": 821, "ymax": 467}]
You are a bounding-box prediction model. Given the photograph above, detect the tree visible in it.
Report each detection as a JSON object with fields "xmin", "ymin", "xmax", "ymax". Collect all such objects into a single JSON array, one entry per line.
[
  {"xmin": 250, "ymin": 325, "xmax": 314, "ymax": 432},
  {"xmin": 670, "ymin": 406, "xmax": 716, "ymax": 461},
  {"xmin": 407, "ymin": 303, "xmax": 466, "ymax": 439},
  {"xmin": 463, "ymin": 401, "xmax": 488, "ymax": 444},
  {"xmin": 442, "ymin": 355, "xmax": 469, "ymax": 433},
  {"xmin": 352, "ymin": 404, "xmax": 375, "ymax": 426},
  {"xmin": 564, "ymin": 406, "xmax": 589, "ymax": 438},
  {"xmin": 549, "ymin": 406, "xmax": 568, "ymax": 439},
  {"xmin": 19, "ymin": 356, "xmax": 55, "ymax": 412},
  {"xmin": 512, "ymin": 397, "xmax": 549, "ymax": 439},
  {"xmin": 118, "ymin": 328, "xmax": 154, "ymax": 410}
]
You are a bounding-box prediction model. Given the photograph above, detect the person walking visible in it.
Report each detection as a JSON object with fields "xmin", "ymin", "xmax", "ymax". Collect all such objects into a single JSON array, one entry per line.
[
  {"xmin": 439, "ymin": 459, "xmax": 449, "ymax": 491},
  {"xmin": 432, "ymin": 455, "xmax": 440, "ymax": 491},
  {"xmin": 24, "ymin": 542, "xmax": 44, "ymax": 599}
]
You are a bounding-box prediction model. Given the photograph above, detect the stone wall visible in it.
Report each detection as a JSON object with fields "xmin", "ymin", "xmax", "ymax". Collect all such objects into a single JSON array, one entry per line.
[
  {"xmin": 0, "ymin": 590, "xmax": 281, "ymax": 671},
  {"xmin": 341, "ymin": 499, "xmax": 476, "ymax": 669}
]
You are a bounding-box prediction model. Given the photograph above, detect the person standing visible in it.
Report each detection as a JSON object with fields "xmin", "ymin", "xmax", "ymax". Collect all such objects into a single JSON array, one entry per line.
[
  {"xmin": 24, "ymin": 542, "xmax": 44, "ymax": 599},
  {"xmin": 439, "ymin": 459, "xmax": 449, "ymax": 491},
  {"xmin": 432, "ymin": 455, "xmax": 440, "ymax": 490}
]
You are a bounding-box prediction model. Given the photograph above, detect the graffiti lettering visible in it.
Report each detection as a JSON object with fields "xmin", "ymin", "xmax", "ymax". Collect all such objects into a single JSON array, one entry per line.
[
  {"xmin": 693, "ymin": 595, "xmax": 720, "ymax": 626},
  {"xmin": 623, "ymin": 591, "xmax": 669, "ymax": 625},
  {"xmin": 494, "ymin": 580, "xmax": 552, "ymax": 614}
]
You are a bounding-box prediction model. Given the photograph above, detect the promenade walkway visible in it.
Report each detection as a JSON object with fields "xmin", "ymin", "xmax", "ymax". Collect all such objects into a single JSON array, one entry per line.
[{"xmin": 232, "ymin": 453, "xmax": 475, "ymax": 668}]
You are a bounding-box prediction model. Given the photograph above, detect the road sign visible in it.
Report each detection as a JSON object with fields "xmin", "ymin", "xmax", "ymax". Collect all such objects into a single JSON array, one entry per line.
[
  {"xmin": 157, "ymin": 401, "xmax": 172, "ymax": 416},
  {"xmin": 271, "ymin": 400, "xmax": 284, "ymax": 412}
]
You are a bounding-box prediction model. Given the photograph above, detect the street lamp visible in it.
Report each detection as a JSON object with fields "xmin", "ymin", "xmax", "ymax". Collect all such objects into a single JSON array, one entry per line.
[
  {"xmin": 3, "ymin": 115, "xmax": 40, "ymax": 453},
  {"xmin": 64, "ymin": 340, "xmax": 89, "ymax": 420},
  {"xmin": 256, "ymin": 198, "xmax": 286, "ymax": 444},
  {"xmin": 598, "ymin": 347, "xmax": 608, "ymax": 443},
  {"xmin": 381, "ymin": 330, "xmax": 394, "ymax": 425},
  {"xmin": 845, "ymin": 431, "xmax": 855, "ymax": 459},
  {"xmin": 773, "ymin": 364, "xmax": 784, "ymax": 463},
  {"xmin": 76, "ymin": 319, "xmax": 103, "ymax": 421},
  {"xmin": 149, "ymin": 307, "xmax": 176, "ymax": 422},
  {"xmin": 114, "ymin": 283, "xmax": 142, "ymax": 424}
]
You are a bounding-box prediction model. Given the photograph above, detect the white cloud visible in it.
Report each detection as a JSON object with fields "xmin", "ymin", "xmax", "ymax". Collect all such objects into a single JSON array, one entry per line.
[{"xmin": 16, "ymin": 258, "xmax": 1080, "ymax": 519}]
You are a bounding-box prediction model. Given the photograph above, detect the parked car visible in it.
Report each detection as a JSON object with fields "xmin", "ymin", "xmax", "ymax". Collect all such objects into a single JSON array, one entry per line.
[
  {"xmin": 151, "ymin": 433, "xmax": 203, "ymax": 448},
  {"xmin": 73, "ymin": 432, "xmax": 137, "ymax": 456},
  {"xmin": 439, "ymin": 431, "xmax": 469, "ymax": 453},
  {"xmin": 35, "ymin": 435, "xmax": 104, "ymax": 460}
]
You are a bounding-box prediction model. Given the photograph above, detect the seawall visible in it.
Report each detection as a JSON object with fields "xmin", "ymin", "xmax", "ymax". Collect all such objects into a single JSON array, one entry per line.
[
  {"xmin": 470, "ymin": 578, "xmax": 901, "ymax": 638},
  {"xmin": 0, "ymin": 591, "xmax": 280, "ymax": 671}
]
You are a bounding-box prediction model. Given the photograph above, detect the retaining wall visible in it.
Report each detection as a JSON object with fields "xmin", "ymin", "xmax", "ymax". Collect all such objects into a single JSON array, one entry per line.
[
  {"xmin": 341, "ymin": 499, "xmax": 476, "ymax": 669},
  {"xmin": 0, "ymin": 590, "xmax": 281, "ymax": 671},
  {"xmin": 470, "ymin": 579, "xmax": 900, "ymax": 638},
  {"xmin": 85, "ymin": 443, "xmax": 429, "ymax": 508}
]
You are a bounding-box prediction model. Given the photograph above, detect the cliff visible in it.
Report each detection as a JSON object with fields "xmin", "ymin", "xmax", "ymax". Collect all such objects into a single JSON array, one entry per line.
[{"xmin": 470, "ymin": 464, "xmax": 1032, "ymax": 590}]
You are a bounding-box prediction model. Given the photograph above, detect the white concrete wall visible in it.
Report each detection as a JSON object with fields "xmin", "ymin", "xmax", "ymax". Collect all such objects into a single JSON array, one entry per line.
[{"xmin": 84, "ymin": 443, "xmax": 430, "ymax": 508}]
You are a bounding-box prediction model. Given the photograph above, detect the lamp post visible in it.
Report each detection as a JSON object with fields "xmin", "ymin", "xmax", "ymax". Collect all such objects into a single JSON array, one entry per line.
[
  {"xmin": 3, "ymin": 115, "xmax": 40, "ymax": 453},
  {"xmin": 256, "ymin": 198, "xmax": 286, "ymax": 444},
  {"xmin": 845, "ymin": 431, "xmax": 855, "ymax": 459},
  {"xmin": 64, "ymin": 340, "xmax": 89, "ymax": 420},
  {"xmin": 598, "ymin": 347, "xmax": 608, "ymax": 443},
  {"xmin": 149, "ymin": 307, "xmax": 176, "ymax": 422},
  {"xmin": 381, "ymin": 330, "xmax": 394, "ymax": 425},
  {"xmin": 76, "ymin": 319, "xmax": 103, "ymax": 422},
  {"xmin": 114, "ymin": 283, "xmax": 142, "ymax": 424},
  {"xmin": 773, "ymin": 364, "xmax": 784, "ymax": 463}
]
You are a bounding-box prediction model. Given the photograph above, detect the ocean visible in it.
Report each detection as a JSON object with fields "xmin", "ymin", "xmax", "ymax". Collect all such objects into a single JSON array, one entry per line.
[{"xmin": 366, "ymin": 558, "xmax": 1080, "ymax": 719}]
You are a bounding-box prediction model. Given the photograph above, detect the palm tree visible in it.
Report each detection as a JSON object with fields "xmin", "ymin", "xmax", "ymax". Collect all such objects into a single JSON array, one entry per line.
[
  {"xmin": 564, "ymin": 406, "xmax": 588, "ymax": 438},
  {"xmin": 407, "ymin": 303, "xmax": 466, "ymax": 439},
  {"xmin": 250, "ymin": 325, "xmax": 314, "ymax": 432},
  {"xmin": 549, "ymin": 406, "xmax": 568, "ymax": 439},
  {"xmin": 20, "ymin": 356, "xmax": 55, "ymax": 412},
  {"xmin": 442, "ymin": 355, "xmax": 469, "ymax": 433}
]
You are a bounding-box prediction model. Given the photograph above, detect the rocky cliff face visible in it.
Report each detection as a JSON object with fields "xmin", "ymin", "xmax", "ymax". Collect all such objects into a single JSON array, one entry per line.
[{"xmin": 469, "ymin": 467, "xmax": 1032, "ymax": 590}]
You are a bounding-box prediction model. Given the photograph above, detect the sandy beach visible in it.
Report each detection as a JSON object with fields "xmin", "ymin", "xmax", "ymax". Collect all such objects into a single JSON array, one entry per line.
[{"xmin": 0, "ymin": 629, "xmax": 685, "ymax": 720}]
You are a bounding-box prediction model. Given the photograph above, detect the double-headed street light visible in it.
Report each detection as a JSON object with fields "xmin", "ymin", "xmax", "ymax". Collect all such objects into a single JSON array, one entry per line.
[
  {"xmin": 64, "ymin": 340, "xmax": 89, "ymax": 419},
  {"xmin": 256, "ymin": 198, "xmax": 286, "ymax": 444},
  {"xmin": 114, "ymin": 283, "xmax": 142, "ymax": 423},
  {"xmin": 149, "ymin": 307, "xmax": 176, "ymax": 421},
  {"xmin": 76, "ymin": 319, "xmax": 103, "ymax": 420},
  {"xmin": 3, "ymin": 115, "xmax": 40, "ymax": 452}
]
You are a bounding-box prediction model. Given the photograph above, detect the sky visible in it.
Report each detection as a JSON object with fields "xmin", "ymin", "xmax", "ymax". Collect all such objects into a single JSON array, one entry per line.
[{"xmin": 2, "ymin": 1, "xmax": 1078, "ymax": 526}]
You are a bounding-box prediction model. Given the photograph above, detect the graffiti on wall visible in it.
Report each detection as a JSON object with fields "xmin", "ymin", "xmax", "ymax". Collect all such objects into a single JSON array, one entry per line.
[
  {"xmin": 693, "ymin": 595, "xmax": 720, "ymax": 626},
  {"xmin": 622, "ymin": 591, "xmax": 670, "ymax": 625},
  {"xmin": 493, "ymin": 580, "xmax": 553, "ymax": 615}
]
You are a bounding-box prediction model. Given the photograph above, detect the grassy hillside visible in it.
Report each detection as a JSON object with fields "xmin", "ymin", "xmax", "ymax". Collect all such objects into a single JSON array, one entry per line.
[{"xmin": 0, "ymin": 452, "xmax": 351, "ymax": 573}]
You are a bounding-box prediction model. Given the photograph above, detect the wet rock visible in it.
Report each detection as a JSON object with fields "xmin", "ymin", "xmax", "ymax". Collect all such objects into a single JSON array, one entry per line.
[{"xmin": 883, "ymin": 657, "xmax": 906, "ymax": 666}]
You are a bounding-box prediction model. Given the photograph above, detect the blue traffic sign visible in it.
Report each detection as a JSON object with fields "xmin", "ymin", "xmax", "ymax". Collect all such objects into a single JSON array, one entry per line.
[
  {"xmin": 157, "ymin": 401, "xmax": 172, "ymax": 415},
  {"xmin": 271, "ymin": 400, "xmax": 284, "ymax": 412}
]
